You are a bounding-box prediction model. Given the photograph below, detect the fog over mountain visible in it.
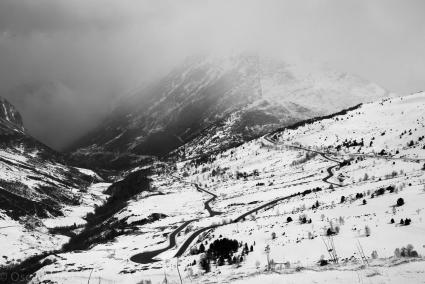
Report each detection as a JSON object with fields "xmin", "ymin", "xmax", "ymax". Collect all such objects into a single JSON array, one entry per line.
[
  {"xmin": 0, "ymin": 0, "xmax": 424, "ymax": 149},
  {"xmin": 2, "ymin": 2, "xmax": 425, "ymax": 283}
]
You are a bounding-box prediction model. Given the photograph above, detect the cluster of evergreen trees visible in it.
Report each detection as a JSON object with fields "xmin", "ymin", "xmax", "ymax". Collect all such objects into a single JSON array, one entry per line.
[{"xmin": 198, "ymin": 238, "xmax": 254, "ymax": 272}]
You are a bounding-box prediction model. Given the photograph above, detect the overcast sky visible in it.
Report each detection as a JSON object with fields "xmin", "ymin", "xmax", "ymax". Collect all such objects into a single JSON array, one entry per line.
[{"xmin": 0, "ymin": 0, "xmax": 424, "ymax": 150}]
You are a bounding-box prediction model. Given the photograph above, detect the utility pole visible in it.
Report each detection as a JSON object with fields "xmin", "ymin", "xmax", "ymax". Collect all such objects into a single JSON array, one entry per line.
[
  {"xmin": 176, "ymin": 257, "xmax": 183, "ymax": 284},
  {"xmin": 162, "ymin": 270, "xmax": 168, "ymax": 284},
  {"xmin": 265, "ymin": 245, "xmax": 270, "ymax": 271}
]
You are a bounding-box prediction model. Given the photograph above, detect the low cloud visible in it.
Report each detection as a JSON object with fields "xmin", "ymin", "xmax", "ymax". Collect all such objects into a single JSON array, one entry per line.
[{"xmin": 0, "ymin": 0, "xmax": 424, "ymax": 149}]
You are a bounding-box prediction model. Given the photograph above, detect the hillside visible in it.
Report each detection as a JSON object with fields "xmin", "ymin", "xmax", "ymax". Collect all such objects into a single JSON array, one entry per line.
[
  {"xmin": 70, "ymin": 54, "xmax": 389, "ymax": 168},
  {"xmin": 0, "ymin": 97, "xmax": 110, "ymax": 266},
  {"xmin": 32, "ymin": 92, "xmax": 425, "ymax": 283}
]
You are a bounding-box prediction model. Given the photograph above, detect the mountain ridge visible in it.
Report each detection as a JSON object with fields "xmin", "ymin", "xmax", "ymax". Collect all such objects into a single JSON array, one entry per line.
[{"xmin": 68, "ymin": 54, "xmax": 391, "ymax": 169}]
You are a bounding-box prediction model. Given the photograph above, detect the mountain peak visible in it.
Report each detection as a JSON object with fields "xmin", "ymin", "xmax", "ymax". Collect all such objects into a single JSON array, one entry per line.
[
  {"xmin": 0, "ymin": 96, "xmax": 25, "ymax": 134},
  {"xmin": 69, "ymin": 54, "xmax": 391, "ymax": 169}
]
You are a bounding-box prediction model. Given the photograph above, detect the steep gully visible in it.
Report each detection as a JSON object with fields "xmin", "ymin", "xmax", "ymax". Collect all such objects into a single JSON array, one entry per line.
[{"xmin": 130, "ymin": 134, "xmax": 345, "ymax": 263}]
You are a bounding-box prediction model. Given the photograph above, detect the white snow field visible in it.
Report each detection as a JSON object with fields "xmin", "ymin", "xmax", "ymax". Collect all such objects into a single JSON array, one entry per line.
[
  {"xmin": 0, "ymin": 182, "xmax": 109, "ymax": 266},
  {"xmin": 32, "ymin": 93, "xmax": 425, "ymax": 283}
]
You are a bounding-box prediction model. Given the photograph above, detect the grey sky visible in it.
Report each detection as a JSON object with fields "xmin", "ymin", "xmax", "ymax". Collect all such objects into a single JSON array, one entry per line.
[{"xmin": 0, "ymin": 0, "xmax": 424, "ymax": 150}]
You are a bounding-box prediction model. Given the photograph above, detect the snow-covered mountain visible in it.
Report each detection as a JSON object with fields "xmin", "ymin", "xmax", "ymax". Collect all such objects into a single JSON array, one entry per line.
[
  {"xmin": 0, "ymin": 97, "xmax": 25, "ymax": 135},
  {"xmin": 0, "ymin": 97, "xmax": 109, "ymax": 265},
  {"xmin": 70, "ymin": 54, "xmax": 390, "ymax": 168},
  {"xmin": 32, "ymin": 92, "xmax": 425, "ymax": 283},
  {"xmin": 0, "ymin": 96, "xmax": 101, "ymax": 219}
]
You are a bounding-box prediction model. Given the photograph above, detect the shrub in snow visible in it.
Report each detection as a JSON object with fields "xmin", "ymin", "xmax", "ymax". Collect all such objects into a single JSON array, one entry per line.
[
  {"xmin": 334, "ymin": 226, "xmax": 340, "ymax": 234},
  {"xmin": 199, "ymin": 243, "xmax": 205, "ymax": 253},
  {"xmin": 375, "ymin": 188, "xmax": 385, "ymax": 196},
  {"xmin": 390, "ymin": 218, "xmax": 395, "ymax": 224},
  {"xmin": 217, "ymin": 256, "xmax": 225, "ymax": 266},
  {"xmin": 397, "ymin": 197, "xmax": 404, "ymax": 206},
  {"xmin": 406, "ymin": 244, "xmax": 415, "ymax": 256},
  {"xmin": 286, "ymin": 216, "xmax": 293, "ymax": 222},
  {"xmin": 199, "ymin": 254, "xmax": 211, "ymax": 273},
  {"xmin": 326, "ymin": 228, "xmax": 336, "ymax": 236},
  {"xmin": 363, "ymin": 199, "xmax": 367, "ymax": 205},
  {"xmin": 231, "ymin": 256, "xmax": 238, "ymax": 264},
  {"xmin": 371, "ymin": 250, "xmax": 378, "ymax": 259},
  {"xmin": 243, "ymin": 243, "xmax": 249, "ymax": 254},
  {"xmin": 396, "ymin": 244, "xmax": 420, "ymax": 258},
  {"xmin": 318, "ymin": 256, "xmax": 328, "ymax": 266},
  {"xmin": 271, "ymin": 232, "xmax": 276, "ymax": 240},
  {"xmin": 365, "ymin": 225, "xmax": 371, "ymax": 237},
  {"xmin": 387, "ymin": 185, "xmax": 395, "ymax": 193},
  {"xmin": 340, "ymin": 196, "xmax": 345, "ymax": 203},
  {"xmin": 190, "ymin": 247, "xmax": 198, "ymax": 255},
  {"xmin": 394, "ymin": 248, "xmax": 401, "ymax": 258},
  {"xmin": 299, "ymin": 214, "xmax": 308, "ymax": 224}
]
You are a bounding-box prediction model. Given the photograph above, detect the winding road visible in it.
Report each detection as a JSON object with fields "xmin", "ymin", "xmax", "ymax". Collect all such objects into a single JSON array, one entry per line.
[
  {"xmin": 131, "ymin": 134, "xmax": 346, "ymax": 264},
  {"xmin": 130, "ymin": 220, "xmax": 195, "ymax": 264},
  {"xmin": 193, "ymin": 184, "xmax": 222, "ymax": 217},
  {"xmin": 130, "ymin": 177, "xmax": 222, "ymax": 264}
]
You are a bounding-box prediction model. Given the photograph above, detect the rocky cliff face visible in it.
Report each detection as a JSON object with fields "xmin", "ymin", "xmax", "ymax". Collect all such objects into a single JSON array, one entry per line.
[{"xmin": 0, "ymin": 97, "xmax": 25, "ymax": 134}]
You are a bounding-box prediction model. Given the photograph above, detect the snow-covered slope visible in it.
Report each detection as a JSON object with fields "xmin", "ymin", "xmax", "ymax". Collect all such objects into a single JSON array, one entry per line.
[
  {"xmin": 33, "ymin": 93, "xmax": 425, "ymax": 283},
  {"xmin": 273, "ymin": 92, "xmax": 425, "ymax": 160},
  {"xmin": 70, "ymin": 54, "xmax": 390, "ymax": 168},
  {"xmin": 0, "ymin": 97, "xmax": 109, "ymax": 266}
]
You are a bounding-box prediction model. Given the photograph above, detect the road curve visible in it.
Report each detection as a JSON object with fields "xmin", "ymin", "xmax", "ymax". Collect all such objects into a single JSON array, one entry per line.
[
  {"xmin": 264, "ymin": 135, "xmax": 344, "ymax": 187},
  {"xmin": 130, "ymin": 220, "xmax": 195, "ymax": 264},
  {"xmin": 131, "ymin": 177, "xmax": 222, "ymax": 264},
  {"xmin": 320, "ymin": 154, "xmax": 344, "ymax": 188},
  {"xmin": 173, "ymin": 175, "xmax": 223, "ymax": 217},
  {"xmin": 174, "ymin": 224, "xmax": 219, "ymax": 257},
  {"xmin": 193, "ymin": 184, "xmax": 222, "ymax": 217}
]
